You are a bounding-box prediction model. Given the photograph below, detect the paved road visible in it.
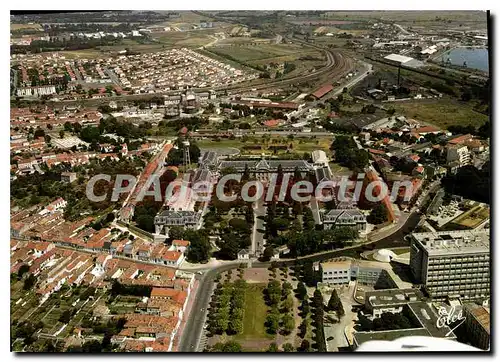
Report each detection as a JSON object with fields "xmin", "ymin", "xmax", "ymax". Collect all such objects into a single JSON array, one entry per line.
[
  {"xmin": 251, "ymin": 198, "xmax": 266, "ymax": 255},
  {"xmin": 394, "ymin": 23, "xmax": 412, "ymax": 35},
  {"xmin": 177, "ymin": 208, "xmax": 422, "ymax": 351},
  {"xmin": 178, "ymin": 263, "xmax": 241, "ymax": 352}
]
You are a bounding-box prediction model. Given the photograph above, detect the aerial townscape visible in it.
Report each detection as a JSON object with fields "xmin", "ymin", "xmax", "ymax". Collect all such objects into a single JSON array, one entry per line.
[{"xmin": 10, "ymin": 10, "xmax": 490, "ymax": 353}]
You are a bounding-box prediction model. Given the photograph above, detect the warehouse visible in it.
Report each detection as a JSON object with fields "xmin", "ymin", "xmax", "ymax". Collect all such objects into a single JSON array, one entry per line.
[{"xmin": 384, "ymin": 53, "xmax": 424, "ymax": 69}]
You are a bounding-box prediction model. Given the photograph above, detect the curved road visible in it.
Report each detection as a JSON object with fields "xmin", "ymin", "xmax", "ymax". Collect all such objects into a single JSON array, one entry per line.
[{"xmin": 177, "ymin": 210, "xmax": 422, "ymax": 351}]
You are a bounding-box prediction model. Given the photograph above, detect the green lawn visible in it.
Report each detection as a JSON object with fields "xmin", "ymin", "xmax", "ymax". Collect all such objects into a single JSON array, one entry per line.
[
  {"xmin": 197, "ymin": 137, "xmax": 332, "ymax": 156},
  {"xmin": 392, "ymin": 99, "xmax": 489, "ymax": 129},
  {"xmin": 237, "ymin": 284, "xmax": 268, "ymax": 339}
]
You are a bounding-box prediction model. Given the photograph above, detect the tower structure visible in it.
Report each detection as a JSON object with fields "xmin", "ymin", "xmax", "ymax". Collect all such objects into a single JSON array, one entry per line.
[{"xmin": 183, "ymin": 140, "xmax": 191, "ymax": 169}]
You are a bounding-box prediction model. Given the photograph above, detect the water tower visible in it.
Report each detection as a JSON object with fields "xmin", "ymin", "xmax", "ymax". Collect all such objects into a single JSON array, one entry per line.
[{"xmin": 183, "ymin": 140, "xmax": 191, "ymax": 169}]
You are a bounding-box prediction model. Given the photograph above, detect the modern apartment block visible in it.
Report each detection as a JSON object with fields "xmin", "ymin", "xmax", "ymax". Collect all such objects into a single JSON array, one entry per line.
[
  {"xmin": 446, "ymin": 144, "xmax": 471, "ymax": 167},
  {"xmin": 410, "ymin": 230, "xmax": 490, "ymax": 301}
]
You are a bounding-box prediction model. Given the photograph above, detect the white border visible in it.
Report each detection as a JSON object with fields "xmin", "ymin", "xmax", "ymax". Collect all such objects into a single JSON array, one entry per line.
[{"xmin": 2, "ymin": 2, "xmax": 498, "ymax": 362}]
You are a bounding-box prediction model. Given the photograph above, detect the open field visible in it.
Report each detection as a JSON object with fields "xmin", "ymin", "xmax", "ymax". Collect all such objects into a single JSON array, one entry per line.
[
  {"xmin": 208, "ymin": 43, "xmax": 322, "ymax": 66},
  {"xmin": 216, "ymin": 37, "xmax": 272, "ymax": 46},
  {"xmin": 445, "ymin": 204, "xmax": 490, "ymax": 230},
  {"xmin": 57, "ymin": 49, "xmax": 109, "ymax": 59},
  {"xmin": 154, "ymin": 11, "xmax": 214, "ymax": 28},
  {"xmin": 207, "ymin": 283, "xmax": 275, "ymax": 351},
  {"xmin": 196, "ymin": 136, "xmax": 332, "ymax": 156},
  {"xmin": 152, "ymin": 30, "xmax": 218, "ymax": 48},
  {"xmin": 235, "ymin": 284, "xmax": 269, "ymax": 342},
  {"xmin": 392, "ymin": 99, "xmax": 489, "ymax": 129},
  {"xmin": 321, "ymin": 11, "xmax": 487, "ymax": 23},
  {"xmin": 11, "ymin": 23, "xmax": 43, "ymax": 31}
]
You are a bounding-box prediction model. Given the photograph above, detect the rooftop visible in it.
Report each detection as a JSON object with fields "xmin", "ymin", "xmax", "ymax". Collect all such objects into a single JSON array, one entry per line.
[
  {"xmin": 411, "ymin": 230, "xmax": 490, "ymax": 256},
  {"xmin": 366, "ymin": 288, "xmax": 424, "ymax": 308}
]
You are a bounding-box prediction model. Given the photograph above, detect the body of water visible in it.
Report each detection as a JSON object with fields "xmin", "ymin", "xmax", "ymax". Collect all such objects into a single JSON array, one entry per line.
[{"xmin": 438, "ymin": 47, "xmax": 489, "ymax": 72}]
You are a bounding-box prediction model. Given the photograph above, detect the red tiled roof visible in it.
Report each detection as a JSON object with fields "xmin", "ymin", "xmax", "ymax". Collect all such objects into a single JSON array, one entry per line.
[
  {"xmin": 408, "ymin": 154, "xmax": 420, "ymax": 162},
  {"xmin": 264, "ymin": 119, "xmax": 281, "ymax": 127},
  {"xmin": 312, "ymin": 84, "xmax": 334, "ymax": 99},
  {"xmin": 368, "ymin": 148, "xmax": 386, "ymax": 155},
  {"xmin": 161, "ymin": 251, "xmax": 182, "ymax": 262},
  {"xmin": 448, "ymin": 134, "xmax": 473, "ymax": 145},
  {"xmin": 415, "ymin": 126, "xmax": 440, "ymax": 133},
  {"xmin": 151, "ymin": 288, "xmax": 179, "ymax": 298},
  {"xmin": 172, "ymin": 240, "xmax": 190, "ymax": 247}
]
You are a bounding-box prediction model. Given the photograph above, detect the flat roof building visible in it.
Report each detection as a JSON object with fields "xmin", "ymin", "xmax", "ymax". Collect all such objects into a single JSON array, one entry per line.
[{"xmin": 410, "ymin": 230, "xmax": 490, "ymax": 301}]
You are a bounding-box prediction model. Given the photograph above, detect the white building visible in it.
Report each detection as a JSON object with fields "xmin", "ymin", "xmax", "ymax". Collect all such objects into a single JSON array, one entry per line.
[
  {"xmin": 447, "ymin": 144, "xmax": 471, "ymax": 167},
  {"xmin": 410, "ymin": 230, "xmax": 490, "ymax": 300},
  {"xmin": 311, "ymin": 150, "xmax": 329, "ymax": 166}
]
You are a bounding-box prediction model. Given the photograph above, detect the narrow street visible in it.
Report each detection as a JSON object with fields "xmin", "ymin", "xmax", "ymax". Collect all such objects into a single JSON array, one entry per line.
[{"xmin": 251, "ymin": 198, "xmax": 266, "ymax": 256}]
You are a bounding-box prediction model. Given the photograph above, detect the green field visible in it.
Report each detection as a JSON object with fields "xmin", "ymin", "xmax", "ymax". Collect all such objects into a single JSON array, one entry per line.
[
  {"xmin": 197, "ymin": 136, "xmax": 332, "ymax": 156},
  {"xmin": 238, "ymin": 284, "xmax": 268, "ymax": 339},
  {"xmin": 230, "ymin": 283, "xmax": 275, "ymax": 351},
  {"xmin": 153, "ymin": 31, "xmax": 216, "ymax": 48},
  {"xmin": 392, "ymin": 99, "xmax": 489, "ymax": 129}
]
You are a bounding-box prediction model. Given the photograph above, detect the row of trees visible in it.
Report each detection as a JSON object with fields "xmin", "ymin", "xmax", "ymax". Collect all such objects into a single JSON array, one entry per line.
[
  {"xmin": 264, "ymin": 279, "xmax": 295, "ymax": 335},
  {"xmin": 207, "ymin": 278, "xmax": 247, "ymax": 336},
  {"xmin": 312, "ymin": 289, "xmax": 327, "ymax": 352},
  {"xmin": 266, "ymin": 342, "xmax": 295, "ymax": 352}
]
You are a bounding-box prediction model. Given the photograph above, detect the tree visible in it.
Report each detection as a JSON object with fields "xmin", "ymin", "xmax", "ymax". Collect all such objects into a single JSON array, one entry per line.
[
  {"xmin": 296, "ymin": 281, "xmax": 308, "ymax": 300},
  {"xmin": 59, "ymin": 310, "xmax": 72, "ymax": 324},
  {"xmin": 210, "ymin": 341, "xmax": 242, "ymax": 352},
  {"xmin": 327, "ymin": 289, "xmax": 344, "ymax": 316},
  {"xmin": 303, "ymin": 208, "xmax": 315, "ymax": 231},
  {"xmin": 298, "ymin": 339, "xmax": 311, "ymax": 352},
  {"xmin": 367, "ymin": 203, "xmax": 388, "ymax": 225},
  {"xmin": 282, "ymin": 313, "xmax": 295, "ymax": 335},
  {"xmin": 282, "ymin": 343, "xmax": 294, "ymax": 352},
  {"xmin": 298, "ymin": 319, "xmax": 308, "ymax": 338},
  {"xmin": 260, "ymin": 245, "xmax": 275, "ymax": 262},
  {"xmin": 265, "ymin": 312, "xmax": 280, "ymax": 334},
  {"xmin": 266, "ymin": 342, "xmax": 279, "ymax": 352},
  {"xmin": 34, "ymin": 128, "xmax": 45, "ymax": 138},
  {"xmin": 136, "ymin": 214, "xmax": 154, "ymax": 232},
  {"xmin": 301, "ymin": 299, "xmax": 310, "ymax": 317},
  {"xmin": 79, "ymin": 126, "xmax": 101, "ymax": 143},
  {"xmin": 23, "ymin": 274, "xmax": 36, "ymax": 290},
  {"xmin": 228, "ymin": 318, "xmax": 243, "ymax": 335},
  {"xmin": 282, "ymin": 295, "xmax": 293, "ymax": 313},
  {"xmin": 185, "ymin": 229, "xmax": 211, "ymax": 263},
  {"xmin": 17, "ymin": 264, "xmax": 30, "ymax": 280},
  {"xmin": 59, "ymin": 130, "xmax": 65, "ymax": 139}
]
